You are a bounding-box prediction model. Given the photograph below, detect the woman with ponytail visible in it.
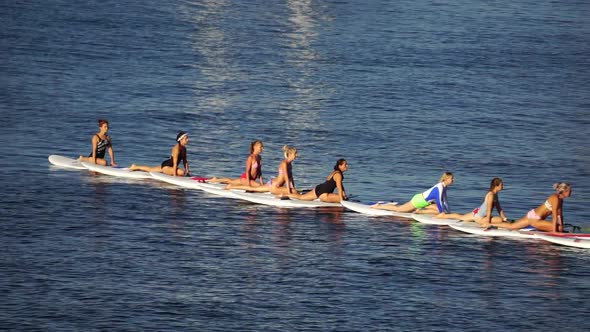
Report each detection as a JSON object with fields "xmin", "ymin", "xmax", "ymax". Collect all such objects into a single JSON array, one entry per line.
[
  {"xmin": 286, "ymin": 159, "xmax": 348, "ymax": 203},
  {"xmin": 227, "ymin": 145, "xmax": 298, "ymax": 195},
  {"xmin": 210, "ymin": 140, "xmax": 264, "ymax": 187},
  {"xmin": 437, "ymin": 177, "xmax": 509, "ymax": 226},
  {"xmin": 130, "ymin": 131, "xmax": 190, "ymax": 176},
  {"xmin": 372, "ymin": 172, "xmax": 454, "ymax": 214},
  {"xmin": 495, "ymin": 183, "xmax": 572, "ymax": 232}
]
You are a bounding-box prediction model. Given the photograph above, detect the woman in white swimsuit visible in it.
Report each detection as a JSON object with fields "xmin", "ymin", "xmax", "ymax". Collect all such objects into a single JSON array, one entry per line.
[{"xmin": 496, "ymin": 182, "xmax": 571, "ymax": 232}]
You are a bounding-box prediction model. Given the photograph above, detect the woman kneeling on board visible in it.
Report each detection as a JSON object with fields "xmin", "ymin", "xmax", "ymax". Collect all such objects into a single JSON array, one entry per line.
[
  {"xmin": 210, "ymin": 140, "xmax": 265, "ymax": 187},
  {"xmin": 227, "ymin": 145, "xmax": 299, "ymax": 195},
  {"xmin": 130, "ymin": 131, "xmax": 190, "ymax": 176},
  {"xmin": 372, "ymin": 172, "xmax": 454, "ymax": 214},
  {"xmin": 437, "ymin": 177, "xmax": 509, "ymax": 226},
  {"xmin": 78, "ymin": 119, "xmax": 117, "ymax": 166},
  {"xmin": 286, "ymin": 159, "xmax": 348, "ymax": 203},
  {"xmin": 495, "ymin": 182, "xmax": 571, "ymax": 232}
]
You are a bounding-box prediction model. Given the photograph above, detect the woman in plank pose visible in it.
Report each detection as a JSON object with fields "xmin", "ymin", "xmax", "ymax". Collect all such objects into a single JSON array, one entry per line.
[
  {"xmin": 494, "ymin": 182, "xmax": 571, "ymax": 232},
  {"xmin": 78, "ymin": 119, "xmax": 117, "ymax": 166},
  {"xmin": 286, "ymin": 159, "xmax": 349, "ymax": 203},
  {"xmin": 437, "ymin": 177, "xmax": 509, "ymax": 226},
  {"xmin": 129, "ymin": 131, "xmax": 190, "ymax": 176},
  {"xmin": 227, "ymin": 145, "xmax": 298, "ymax": 195},
  {"xmin": 210, "ymin": 140, "xmax": 264, "ymax": 187},
  {"xmin": 372, "ymin": 172, "xmax": 454, "ymax": 214}
]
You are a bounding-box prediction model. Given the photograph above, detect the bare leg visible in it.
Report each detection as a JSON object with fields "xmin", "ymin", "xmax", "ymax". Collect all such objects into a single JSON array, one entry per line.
[
  {"xmin": 373, "ymin": 201, "xmax": 415, "ymax": 212},
  {"xmin": 130, "ymin": 164, "xmax": 162, "ymax": 172},
  {"xmin": 318, "ymin": 193, "xmax": 342, "ymax": 203},
  {"xmin": 530, "ymin": 220, "xmax": 556, "ymax": 232},
  {"xmin": 226, "ymin": 184, "xmax": 270, "ymax": 192},
  {"xmin": 495, "ymin": 216, "xmax": 532, "ymax": 230},
  {"xmin": 287, "ymin": 190, "xmax": 318, "ymax": 201},
  {"xmin": 79, "ymin": 156, "xmax": 108, "ymax": 166},
  {"xmin": 437, "ymin": 212, "xmax": 473, "ymax": 221},
  {"xmin": 162, "ymin": 167, "xmax": 185, "ymax": 176}
]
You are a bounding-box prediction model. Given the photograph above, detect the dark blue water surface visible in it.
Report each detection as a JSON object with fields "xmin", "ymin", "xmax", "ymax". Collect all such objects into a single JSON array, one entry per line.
[{"xmin": 2, "ymin": 0, "xmax": 590, "ymax": 331}]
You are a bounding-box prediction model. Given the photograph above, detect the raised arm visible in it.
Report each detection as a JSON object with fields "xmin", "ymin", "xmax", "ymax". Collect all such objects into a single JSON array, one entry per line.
[
  {"xmin": 334, "ymin": 172, "xmax": 347, "ymax": 201},
  {"xmin": 107, "ymin": 136, "xmax": 117, "ymax": 166}
]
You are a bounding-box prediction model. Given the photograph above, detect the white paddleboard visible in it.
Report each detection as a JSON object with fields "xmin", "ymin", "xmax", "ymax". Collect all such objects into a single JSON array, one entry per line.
[
  {"xmin": 230, "ymin": 191, "xmax": 341, "ymax": 208},
  {"xmin": 411, "ymin": 214, "xmax": 461, "ymax": 225},
  {"xmin": 150, "ymin": 172, "xmax": 209, "ymax": 189},
  {"xmin": 449, "ymin": 222, "xmax": 537, "ymax": 238},
  {"xmin": 82, "ymin": 162, "xmax": 151, "ymax": 179},
  {"xmin": 341, "ymin": 200, "xmax": 413, "ymax": 218},
  {"xmin": 536, "ymin": 234, "xmax": 590, "ymax": 249},
  {"xmin": 48, "ymin": 155, "xmax": 86, "ymax": 170}
]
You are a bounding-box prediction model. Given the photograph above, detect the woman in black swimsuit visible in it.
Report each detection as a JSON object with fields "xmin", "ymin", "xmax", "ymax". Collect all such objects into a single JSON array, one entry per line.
[
  {"xmin": 287, "ymin": 159, "xmax": 348, "ymax": 203},
  {"xmin": 130, "ymin": 131, "xmax": 190, "ymax": 176},
  {"xmin": 78, "ymin": 119, "xmax": 117, "ymax": 166}
]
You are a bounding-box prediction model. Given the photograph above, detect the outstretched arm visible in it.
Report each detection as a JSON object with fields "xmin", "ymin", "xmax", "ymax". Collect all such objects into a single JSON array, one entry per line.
[
  {"xmin": 107, "ymin": 136, "xmax": 117, "ymax": 166},
  {"xmin": 334, "ymin": 173, "xmax": 347, "ymax": 201}
]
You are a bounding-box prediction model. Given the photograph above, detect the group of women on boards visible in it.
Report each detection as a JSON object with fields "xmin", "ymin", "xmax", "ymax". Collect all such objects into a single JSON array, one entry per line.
[{"xmin": 80, "ymin": 119, "xmax": 572, "ymax": 233}]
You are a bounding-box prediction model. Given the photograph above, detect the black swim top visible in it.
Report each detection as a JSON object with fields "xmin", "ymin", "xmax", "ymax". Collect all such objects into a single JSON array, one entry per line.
[
  {"xmin": 88, "ymin": 134, "xmax": 110, "ymax": 159},
  {"xmin": 314, "ymin": 171, "xmax": 343, "ymax": 196},
  {"xmin": 161, "ymin": 144, "xmax": 186, "ymax": 167}
]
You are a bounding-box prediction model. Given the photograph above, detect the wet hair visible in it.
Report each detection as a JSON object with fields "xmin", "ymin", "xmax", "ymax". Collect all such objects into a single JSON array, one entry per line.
[
  {"xmin": 282, "ymin": 145, "xmax": 297, "ymax": 158},
  {"xmin": 553, "ymin": 182, "xmax": 571, "ymax": 194},
  {"xmin": 334, "ymin": 158, "xmax": 347, "ymax": 171},
  {"xmin": 489, "ymin": 177, "xmax": 503, "ymax": 191},
  {"xmin": 98, "ymin": 119, "xmax": 109, "ymax": 127},
  {"xmin": 250, "ymin": 140, "xmax": 263, "ymax": 154},
  {"xmin": 176, "ymin": 131, "xmax": 188, "ymax": 142},
  {"xmin": 439, "ymin": 172, "xmax": 453, "ymax": 183}
]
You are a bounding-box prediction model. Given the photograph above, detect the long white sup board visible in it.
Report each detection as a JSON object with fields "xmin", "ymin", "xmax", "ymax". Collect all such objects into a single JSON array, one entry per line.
[
  {"xmin": 48, "ymin": 155, "xmax": 86, "ymax": 170},
  {"xmin": 82, "ymin": 162, "xmax": 151, "ymax": 179},
  {"xmin": 341, "ymin": 200, "xmax": 413, "ymax": 218},
  {"xmin": 536, "ymin": 234, "xmax": 590, "ymax": 249},
  {"xmin": 411, "ymin": 214, "xmax": 461, "ymax": 226},
  {"xmin": 230, "ymin": 191, "xmax": 341, "ymax": 208},
  {"xmin": 149, "ymin": 172, "xmax": 249, "ymax": 199},
  {"xmin": 450, "ymin": 222, "xmax": 538, "ymax": 238}
]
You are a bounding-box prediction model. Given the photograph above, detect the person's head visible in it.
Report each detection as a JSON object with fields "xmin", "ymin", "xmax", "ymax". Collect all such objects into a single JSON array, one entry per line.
[
  {"xmin": 250, "ymin": 140, "xmax": 263, "ymax": 154},
  {"xmin": 282, "ymin": 145, "xmax": 298, "ymax": 161},
  {"xmin": 553, "ymin": 182, "xmax": 572, "ymax": 198},
  {"xmin": 98, "ymin": 119, "xmax": 109, "ymax": 132},
  {"xmin": 439, "ymin": 172, "xmax": 454, "ymax": 185},
  {"xmin": 334, "ymin": 158, "xmax": 348, "ymax": 172},
  {"xmin": 176, "ymin": 131, "xmax": 189, "ymax": 145},
  {"xmin": 489, "ymin": 177, "xmax": 504, "ymax": 192}
]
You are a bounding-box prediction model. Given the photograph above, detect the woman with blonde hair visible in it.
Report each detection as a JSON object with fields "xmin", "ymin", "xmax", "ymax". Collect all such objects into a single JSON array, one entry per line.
[
  {"xmin": 372, "ymin": 172, "xmax": 454, "ymax": 214},
  {"xmin": 227, "ymin": 145, "xmax": 298, "ymax": 195},
  {"xmin": 495, "ymin": 183, "xmax": 572, "ymax": 232}
]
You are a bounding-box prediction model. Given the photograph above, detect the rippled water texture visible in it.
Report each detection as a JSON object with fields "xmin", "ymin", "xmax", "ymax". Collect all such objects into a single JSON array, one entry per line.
[{"xmin": 1, "ymin": 0, "xmax": 589, "ymax": 330}]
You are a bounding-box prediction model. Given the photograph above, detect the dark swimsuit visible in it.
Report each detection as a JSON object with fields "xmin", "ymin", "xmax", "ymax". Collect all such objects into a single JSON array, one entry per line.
[
  {"xmin": 161, "ymin": 145, "xmax": 186, "ymax": 167},
  {"xmin": 88, "ymin": 134, "xmax": 110, "ymax": 159},
  {"xmin": 314, "ymin": 171, "xmax": 343, "ymax": 196}
]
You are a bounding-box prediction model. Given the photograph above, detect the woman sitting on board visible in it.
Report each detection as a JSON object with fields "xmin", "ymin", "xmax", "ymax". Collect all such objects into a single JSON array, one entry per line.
[
  {"xmin": 209, "ymin": 140, "xmax": 265, "ymax": 187},
  {"xmin": 494, "ymin": 182, "xmax": 572, "ymax": 232},
  {"xmin": 227, "ymin": 145, "xmax": 298, "ymax": 195},
  {"xmin": 436, "ymin": 177, "xmax": 509, "ymax": 226},
  {"xmin": 372, "ymin": 172, "xmax": 454, "ymax": 214},
  {"xmin": 129, "ymin": 131, "xmax": 190, "ymax": 176},
  {"xmin": 286, "ymin": 159, "xmax": 349, "ymax": 203},
  {"xmin": 78, "ymin": 119, "xmax": 117, "ymax": 166}
]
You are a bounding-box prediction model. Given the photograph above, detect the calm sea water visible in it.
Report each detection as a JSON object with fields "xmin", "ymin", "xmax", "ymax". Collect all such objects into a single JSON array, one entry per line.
[{"xmin": 2, "ymin": 0, "xmax": 590, "ymax": 330}]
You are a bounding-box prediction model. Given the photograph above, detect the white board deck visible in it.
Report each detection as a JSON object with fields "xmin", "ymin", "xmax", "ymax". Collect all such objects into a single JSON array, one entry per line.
[
  {"xmin": 449, "ymin": 222, "xmax": 537, "ymax": 238},
  {"xmin": 341, "ymin": 200, "xmax": 413, "ymax": 218},
  {"xmin": 150, "ymin": 172, "xmax": 210, "ymax": 189},
  {"xmin": 536, "ymin": 234, "xmax": 590, "ymax": 249},
  {"xmin": 82, "ymin": 162, "xmax": 151, "ymax": 179},
  {"xmin": 411, "ymin": 214, "xmax": 461, "ymax": 225},
  {"xmin": 48, "ymin": 155, "xmax": 86, "ymax": 170},
  {"xmin": 230, "ymin": 191, "xmax": 341, "ymax": 208}
]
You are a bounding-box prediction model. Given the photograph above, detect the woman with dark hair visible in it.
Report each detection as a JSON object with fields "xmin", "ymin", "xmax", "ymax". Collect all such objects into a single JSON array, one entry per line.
[
  {"xmin": 130, "ymin": 131, "xmax": 190, "ymax": 176},
  {"xmin": 286, "ymin": 159, "xmax": 349, "ymax": 203},
  {"xmin": 79, "ymin": 119, "xmax": 117, "ymax": 166},
  {"xmin": 437, "ymin": 177, "xmax": 509, "ymax": 226}
]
